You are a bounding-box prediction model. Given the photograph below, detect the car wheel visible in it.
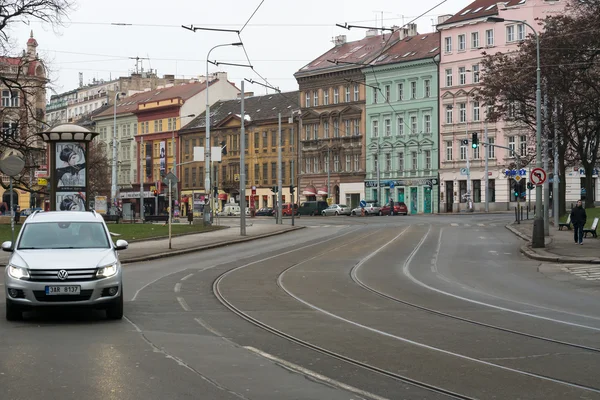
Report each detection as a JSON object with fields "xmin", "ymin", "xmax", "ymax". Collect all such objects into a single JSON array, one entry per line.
[
  {"xmin": 351, "ymin": 211, "xmax": 356, "ymax": 216},
  {"xmin": 106, "ymin": 291, "xmax": 124, "ymax": 320},
  {"xmin": 378, "ymin": 211, "xmax": 383, "ymax": 216},
  {"xmin": 335, "ymin": 211, "xmax": 339, "ymax": 216},
  {"xmin": 5, "ymin": 300, "xmax": 22, "ymax": 321}
]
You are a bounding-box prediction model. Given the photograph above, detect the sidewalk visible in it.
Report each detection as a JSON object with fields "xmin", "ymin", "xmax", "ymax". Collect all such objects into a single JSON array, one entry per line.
[
  {"xmin": 0, "ymin": 223, "xmax": 303, "ymax": 266},
  {"xmin": 506, "ymin": 220, "xmax": 600, "ymax": 264}
]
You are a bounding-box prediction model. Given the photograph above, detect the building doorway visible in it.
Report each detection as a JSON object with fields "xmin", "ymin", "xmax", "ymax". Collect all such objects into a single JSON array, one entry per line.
[
  {"xmin": 410, "ymin": 187, "xmax": 418, "ymax": 214},
  {"xmin": 445, "ymin": 181, "xmax": 453, "ymax": 212},
  {"xmin": 424, "ymin": 187, "xmax": 432, "ymax": 213}
]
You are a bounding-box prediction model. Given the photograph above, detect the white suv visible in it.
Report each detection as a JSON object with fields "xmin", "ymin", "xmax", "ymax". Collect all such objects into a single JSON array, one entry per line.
[{"xmin": 3, "ymin": 211, "xmax": 128, "ymax": 321}]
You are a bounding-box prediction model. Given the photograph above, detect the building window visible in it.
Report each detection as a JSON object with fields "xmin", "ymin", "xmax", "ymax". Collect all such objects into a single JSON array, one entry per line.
[
  {"xmin": 444, "ymin": 36, "xmax": 452, "ymax": 52},
  {"xmin": 460, "ymin": 141, "xmax": 467, "ymax": 160},
  {"xmin": 254, "ymin": 164, "xmax": 260, "ymax": 182},
  {"xmin": 517, "ymin": 23, "xmax": 525, "ymax": 41},
  {"xmin": 346, "ymin": 154, "xmax": 351, "ymax": 171},
  {"xmin": 445, "ymin": 69, "xmax": 452, "ymax": 87},
  {"xmin": 473, "ymin": 101, "xmax": 480, "ymax": 121},
  {"xmin": 424, "ymin": 115, "xmax": 431, "ymax": 133},
  {"xmin": 506, "ymin": 25, "xmax": 515, "ymax": 42},
  {"xmin": 410, "ymin": 81, "xmax": 417, "ymax": 99},
  {"xmin": 305, "ymin": 91, "xmax": 310, "ymax": 107},
  {"xmin": 345, "ymin": 86, "xmax": 351, "ymax": 102},
  {"xmin": 488, "ymin": 137, "xmax": 495, "ymax": 158},
  {"xmin": 313, "ymin": 91, "xmax": 319, "ymax": 106},
  {"xmin": 446, "ymin": 141, "xmax": 453, "ymax": 161},
  {"xmin": 323, "ymin": 121, "xmax": 329, "ymax": 138},
  {"xmin": 486, "ymin": 29, "xmax": 494, "ymax": 46},
  {"xmin": 353, "ymin": 119, "xmax": 360, "ymax": 135},
  {"xmin": 372, "ymin": 120, "xmax": 379, "ymax": 137},
  {"xmin": 459, "ymin": 103, "xmax": 466, "ymax": 122},
  {"xmin": 458, "ymin": 34, "xmax": 466, "ymax": 51},
  {"xmin": 473, "ymin": 144, "xmax": 480, "ymax": 159},
  {"xmin": 313, "ymin": 125, "xmax": 318, "ymax": 140},
  {"xmin": 472, "ymin": 64, "xmax": 480, "ymax": 83},
  {"xmin": 333, "ymin": 154, "xmax": 339, "ymax": 172},
  {"xmin": 305, "ymin": 158, "xmax": 310, "ymax": 173},
  {"xmin": 508, "ymin": 136, "xmax": 515, "ymax": 155},
  {"xmin": 397, "ymin": 116, "xmax": 404, "ymax": 135},
  {"xmin": 411, "ymin": 151, "xmax": 418, "ymax": 170},
  {"xmin": 520, "ymin": 135, "xmax": 527, "ymax": 156},
  {"xmin": 398, "ymin": 152, "xmax": 404, "ymax": 171},
  {"xmin": 333, "ymin": 87, "xmax": 339, "ymax": 104},
  {"xmin": 410, "ymin": 115, "xmax": 417, "ymax": 134},
  {"xmin": 263, "ymin": 163, "xmax": 268, "ymax": 183},
  {"xmin": 473, "ymin": 180, "xmax": 481, "ymax": 202},
  {"xmin": 424, "ymin": 80, "xmax": 431, "ymax": 98},
  {"xmin": 271, "ymin": 162, "xmax": 277, "ymax": 184},
  {"xmin": 471, "ymin": 32, "xmax": 479, "ymax": 49},
  {"xmin": 488, "ymin": 179, "xmax": 496, "ymax": 202},
  {"xmin": 445, "ymin": 106, "xmax": 453, "ymax": 124},
  {"xmin": 459, "ymin": 67, "xmax": 466, "ymax": 85},
  {"xmin": 354, "ymin": 154, "xmax": 360, "ymax": 171},
  {"xmin": 333, "ymin": 120, "xmax": 339, "ymax": 138},
  {"xmin": 354, "ymin": 84, "xmax": 359, "ymax": 101},
  {"xmin": 344, "ymin": 120, "xmax": 350, "ymax": 137},
  {"xmin": 384, "ymin": 118, "xmax": 391, "ymax": 137},
  {"xmin": 425, "ymin": 150, "xmax": 431, "ymax": 170},
  {"xmin": 397, "ymin": 83, "xmax": 404, "ymax": 100},
  {"xmin": 382, "ymin": 85, "xmax": 389, "ymax": 101},
  {"xmin": 304, "ymin": 126, "xmax": 309, "ymax": 141},
  {"xmin": 373, "ymin": 87, "xmax": 378, "ymax": 104},
  {"xmin": 324, "ymin": 89, "xmax": 329, "ymax": 105},
  {"xmin": 271, "ymin": 130, "xmax": 277, "ymax": 147},
  {"xmin": 385, "ymin": 153, "xmax": 391, "ymax": 172}
]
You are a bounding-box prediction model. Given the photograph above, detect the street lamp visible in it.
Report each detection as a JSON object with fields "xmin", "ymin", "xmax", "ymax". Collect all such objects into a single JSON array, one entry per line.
[
  {"xmin": 204, "ymin": 42, "xmax": 243, "ymax": 224},
  {"xmin": 111, "ymin": 91, "xmax": 126, "ymax": 213},
  {"xmin": 487, "ymin": 16, "xmax": 544, "ymax": 248}
]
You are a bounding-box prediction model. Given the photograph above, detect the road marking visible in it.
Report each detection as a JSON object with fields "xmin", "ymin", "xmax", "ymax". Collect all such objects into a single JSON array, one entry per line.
[
  {"xmin": 194, "ymin": 317, "xmax": 224, "ymax": 337},
  {"xmin": 174, "ymin": 283, "xmax": 181, "ymax": 293},
  {"xmin": 488, "ymin": 250, "xmax": 498, "ymax": 254},
  {"xmin": 243, "ymin": 346, "xmax": 389, "ymax": 400},
  {"xmin": 177, "ymin": 296, "xmax": 191, "ymax": 311},
  {"xmin": 478, "ymin": 223, "xmax": 485, "ymax": 226},
  {"xmin": 450, "ymin": 223, "xmax": 459, "ymax": 226},
  {"xmin": 464, "ymin": 224, "xmax": 471, "ymax": 227},
  {"xmin": 181, "ymin": 273, "xmax": 194, "ymax": 281},
  {"xmin": 131, "ymin": 269, "xmax": 186, "ymax": 301}
]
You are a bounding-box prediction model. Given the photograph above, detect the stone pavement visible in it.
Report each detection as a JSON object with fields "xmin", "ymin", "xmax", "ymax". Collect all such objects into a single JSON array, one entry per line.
[
  {"xmin": 0, "ymin": 222, "xmax": 303, "ymax": 266},
  {"xmin": 506, "ymin": 219, "xmax": 600, "ymax": 264}
]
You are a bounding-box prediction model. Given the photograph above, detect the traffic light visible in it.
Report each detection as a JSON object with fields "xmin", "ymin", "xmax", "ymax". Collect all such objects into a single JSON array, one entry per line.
[
  {"xmin": 220, "ymin": 140, "xmax": 227, "ymax": 155},
  {"xmin": 290, "ymin": 185, "xmax": 295, "ymax": 194},
  {"xmin": 527, "ymin": 182, "xmax": 534, "ymax": 190},
  {"xmin": 152, "ymin": 189, "xmax": 158, "ymax": 196},
  {"xmin": 472, "ymin": 132, "xmax": 478, "ymax": 148},
  {"xmin": 272, "ymin": 186, "xmax": 278, "ymax": 193}
]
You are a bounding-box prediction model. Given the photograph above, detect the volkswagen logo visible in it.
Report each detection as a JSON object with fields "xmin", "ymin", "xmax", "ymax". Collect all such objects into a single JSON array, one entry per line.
[{"xmin": 57, "ymin": 270, "xmax": 69, "ymax": 281}]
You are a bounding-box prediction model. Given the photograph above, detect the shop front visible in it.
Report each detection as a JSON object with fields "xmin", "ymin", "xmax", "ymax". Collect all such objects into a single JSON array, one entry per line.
[{"xmin": 365, "ymin": 178, "xmax": 438, "ymax": 214}]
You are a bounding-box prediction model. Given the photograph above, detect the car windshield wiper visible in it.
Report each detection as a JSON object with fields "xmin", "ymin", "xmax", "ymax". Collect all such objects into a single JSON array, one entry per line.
[{"xmin": 17, "ymin": 247, "xmax": 43, "ymax": 250}]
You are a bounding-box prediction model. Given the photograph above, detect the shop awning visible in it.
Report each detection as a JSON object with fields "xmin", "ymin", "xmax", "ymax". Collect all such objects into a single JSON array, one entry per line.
[
  {"xmin": 302, "ymin": 185, "xmax": 317, "ymax": 196},
  {"xmin": 218, "ymin": 193, "xmax": 228, "ymax": 200},
  {"xmin": 317, "ymin": 187, "xmax": 328, "ymax": 195}
]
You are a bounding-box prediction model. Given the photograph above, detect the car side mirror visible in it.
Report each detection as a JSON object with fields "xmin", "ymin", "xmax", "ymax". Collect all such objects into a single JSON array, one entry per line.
[
  {"xmin": 114, "ymin": 239, "xmax": 128, "ymax": 250},
  {"xmin": 1, "ymin": 241, "xmax": 13, "ymax": 252}
]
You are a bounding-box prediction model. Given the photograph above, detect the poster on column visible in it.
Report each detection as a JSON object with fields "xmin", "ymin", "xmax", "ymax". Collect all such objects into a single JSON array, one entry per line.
[
  {"xmin": 56, "ymin": 142, "xmax": 86, "ymax": 188},
  {"xmin": 145, "ymin": 142, "xmax": 153, "ymax": 179},
  {"xmin": 159, "ymin": 141, "xmax": 166, "ymax": 175},
  {"xmin": 56, "ymin": 191, "xmax": 86, "ymax": 211}
]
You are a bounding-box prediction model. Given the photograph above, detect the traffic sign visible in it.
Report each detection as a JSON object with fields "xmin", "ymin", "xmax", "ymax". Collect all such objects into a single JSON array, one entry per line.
[
  {"xmin": 360, "ymin": 200, "xmax": 367, "ymax": 208},
  {"xmin": 530, "ymin": 167, "xmax": 547, "ymax": 185},
  {"xmin": 162, "ymin": 171, "xmax": 179, "ymax": 185},
  {"xmin": 389, "ymin": 181, "xmax": 395, "ymax": 189},
  {"xmin": 460, "ymin": 168, "xmax": 469, "ymax": 176},
  {"xmin": 514, "ymin": 175, "xmax": 522, "ymax": 182}
]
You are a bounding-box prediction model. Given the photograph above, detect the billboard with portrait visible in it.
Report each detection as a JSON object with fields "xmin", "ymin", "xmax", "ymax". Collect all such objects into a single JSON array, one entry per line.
[
  {"xmin": 145, "ymin": 142, "xmax": 152, "ymax": 179},
  {"xmin": 56, "ymin": 191, "xmax": 86, "ymax": 211},
  {"xmin": 159, "ymin": 141, "xmax": 166, "ymax": 176},
  {"xmin": 56, "ymin": 142, "xmax": 86, "ymax": 188}
]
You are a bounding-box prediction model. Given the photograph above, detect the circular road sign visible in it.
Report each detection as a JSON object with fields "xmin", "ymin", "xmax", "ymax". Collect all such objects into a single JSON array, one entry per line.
[
  {"xmin": 530, "ymin": 167, "xmax": 547, "ymax": 185},
  {"xmin": 360, "ymin": 200, "xmax": 367, "ymax": 207}
]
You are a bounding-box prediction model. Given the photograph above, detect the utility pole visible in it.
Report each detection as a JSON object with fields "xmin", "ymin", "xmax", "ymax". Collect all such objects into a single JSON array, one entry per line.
[
  {"xmin": 376, "ymin": 149, "xmax": 380, "ymax": 204},
  {"xmin": 543, "ymin": 93, "xmax": 550, "ymax": 236},
  {"xmin": 327, "ymin": 147, "xmax": 331, "ymax": 204},
  {"xmin": 484, "ymin": 124, "xmax": 489, "ymax": 213},
  {"xmin": 277, "ymin": 113, "xmax": 283, "ymax": 224},
  {"xmin": 168, "ymin": 179, "xmax": 172, "ymax": 249},
  {"xmin": 290, "ymin": 113, "xmax": 295, "ymax": 227},
  {"xmin": 140, "ymin": 136, "xmax": 144, "ymax": 222},
  {"xmin": 553, "ymin": 123, "xmax": 559, "ymax": 229},
  {"xmin": 240, "ymin": 81, "xmax": 246, "ymax": 235}
]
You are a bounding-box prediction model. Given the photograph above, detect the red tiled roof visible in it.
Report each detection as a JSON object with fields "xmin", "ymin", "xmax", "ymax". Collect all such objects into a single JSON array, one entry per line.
[
  {"xmin": 295, "ymin": 32, "xmax": 401, "ymax": 77},
  {"xmin": 438, "ymin": 0, "xmax": 524, "ymax": 27},
  {"xmin": 370, "ymin": 32, "xmax": 440, "ymax": 66}
]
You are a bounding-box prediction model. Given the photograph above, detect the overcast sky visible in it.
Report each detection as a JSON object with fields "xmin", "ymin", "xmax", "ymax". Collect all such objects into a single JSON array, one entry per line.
[{"xmin": 9, "ymin": 0, "xmax": 468, "ymax": 98}]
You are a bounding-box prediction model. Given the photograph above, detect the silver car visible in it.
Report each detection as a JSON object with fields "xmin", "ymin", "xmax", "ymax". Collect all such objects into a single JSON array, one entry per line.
[
  {"xmin": 351, "ymin": 202, "xmax": 381, "ymax": 216},
  {"xmin": 3, "ymin": 210, "xmax": 128, "ymax": 321},
  {"xmin": 321, "ymin": 204, "xmax": 351, "ymax": 216}
]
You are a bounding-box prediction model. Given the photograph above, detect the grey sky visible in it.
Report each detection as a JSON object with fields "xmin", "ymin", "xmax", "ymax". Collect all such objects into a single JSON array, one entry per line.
[{"xmin": 10, "ymin": 0, "xmax": 467, "ymax": 97}]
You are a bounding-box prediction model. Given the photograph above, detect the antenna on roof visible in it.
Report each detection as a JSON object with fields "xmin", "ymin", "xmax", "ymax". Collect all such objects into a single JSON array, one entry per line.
[{"xmin": 129, "ymin": 56, "xmax": 150, "ymax": 74}]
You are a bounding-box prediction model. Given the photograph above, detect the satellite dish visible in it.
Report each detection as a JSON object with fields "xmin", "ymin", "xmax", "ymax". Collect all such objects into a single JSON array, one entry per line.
[{"xmin": 0, "ymin": 149, "xmax": 25, "ymax": 177}]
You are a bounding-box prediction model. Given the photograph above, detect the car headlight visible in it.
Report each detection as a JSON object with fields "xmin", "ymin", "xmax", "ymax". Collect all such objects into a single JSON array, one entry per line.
[
  {"xmin": 96, "ymin": 264, "xmax": 118, "ymax": 278},
  {"xmin": 8, "ymin": 265, "xmax": 30, "ymax": 280}
]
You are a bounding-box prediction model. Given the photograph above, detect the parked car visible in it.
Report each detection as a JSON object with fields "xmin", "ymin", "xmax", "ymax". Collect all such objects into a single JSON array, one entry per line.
[
  {"xmin": 322, "ymin": 204, "xmax": 351, "ymax": 216},
  {"xmin": 351, "ymin": 202, "xmax": 380, "ymax": 216},
  {"xmin": 281, "ymin": 203, "xmax": 299, "ymax": 216},
  {"xmin": 297, "ymin": 201, "xmax": 329, "ymax": 216},
  {"xmin": 3, "ymin": 210, "xmax": 128, "ymax": 321},
  {"xmin": 379, "ymin": 202, "xmax": 408, "ymax": 216},
  {"xmin": 21, "ymin": 208, "xmax": 43, "ymax": 217},
  {"xmin": 255, "ymin": 207, "xmax": 274, "ymax": 216}
]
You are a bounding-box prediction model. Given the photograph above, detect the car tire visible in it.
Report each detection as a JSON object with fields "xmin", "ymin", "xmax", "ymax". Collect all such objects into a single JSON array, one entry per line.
[
  {"xmin": 378, "ymin": 211, "xmax": 383, "ymax": 216},
  {"xmin": 106, "ymin": 290, "xmax": 124, "ymax": 320},
  {"xmin": 335, "ymin": 211, "xmax": 339, "ymax": 216},
  {"xmin": 5, "ymin": 300, "xmax": 22, "ymax": 321}
]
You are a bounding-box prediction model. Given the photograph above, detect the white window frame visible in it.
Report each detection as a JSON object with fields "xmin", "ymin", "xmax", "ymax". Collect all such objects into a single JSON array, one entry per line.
[
  {"xmin": 305, "ymin": 91, "xmax": 310, "ymax": 107},
  {"xmin": 397, "ymin": 83, "xmax": 404, "ymax": 101},
  {"xmin": 333, "ymin": 119, "xmax": 339, "ymax": 138},
  {"xmin": 471, "ymin": 31, "xmax": 479, "ymax": 49},
  {"xmin": 472, "ymin": 64, "xmax": 480, "ymax": 83},
  {"xmin": 486, "ymin": 29, "xmax": 494, "ymax": 46},
  {"xmin": 397, "ymin": 116, "xmax": 404, "ymax": 135},
  {"xmin": 353, "ymin": 119, "xmax": 360, "ymax": 136},
  {"xmin": 324, "ymin": 89, "xmax": 329, "ymax": 105},
  {"xmin": 517, "ymin": 24, "xmax": 525, "ymax": 41},
  {"xmin": 445, "ymin": 107, "xmax": 453, "ymax": 124},
  {"xmin": 354, "ymin": 154, "xmax": 360, "ymax": 171},
  {"xmin": 508, "ymin": 136, "xmax": 515, "ymax": 154},
  {"xmin": 410, "ymin": 115, "xmax": 417, "ymax": 134},
  {"xmin": 411, "ymin": 151, "xmax": 418, "ymax": 170},
  {"xmin": 459, "ymin": 103, "xmax": 466, "ymax": 123},
  {"xmin": 384, "ymin": 118, "xmax": 391, "ymax": 137},
  {"xmin": 398, "ymin": 152, "xmax": 404, "ymax": 171},
  {"xmin": 333, "ymin": 88, "xmax": 339, "ymax": 104},
  {"xmin": 506, "ymin": 25, "xmax": 515, "ymax": 42},
  {"xmin": 459, "ymin": 67, "xmax": 466, "ymax": 85},
  {"xmin": 323, "ymin": 121, "xmax": 329, "ymax": 138},
  {"xmin": 345, "ymin": 86, "xmax": 350, "ymax": 102},
  {"xmin": 458, "ymin": 34, "xmax": 466, "ymax": 51},
  {"xmin": 446, "ymin": 141, "xmax": 453, "ymax": 161},
  {"xmin": 372, "ymin": 120, "xmax": 379, "ymax": 137},
  {"xmin": 424, "ymin": 114, "xmax": 431, "ymax": 133},
  {"xmin": 410, "ymin": 81, "xmax": 417, "ymax": 99},
  {"xmin": 385, "ymin": 153, "xmax": 391, "ymax": 172},
  {"xmin": 520, "ymin": 135, "xmax": 527, "ymax": 156},
  {"xmin": 345, "ymin": 154, "xmax": 351, "ymax": 171},
  {"xmin": 313, "ymin": 91, "xmax": 318, "ymax": 106},
  {"xmin": 353, "ymin": 84, "xmax": 359, "ymax": 101},
  {"xmin": 445, "ymin": 69, "xmax": 453, "ymax": 87},
  {"xmin": 472, "ymin": 101, "xmax": 480, "ymax": 121},
  {"xmin": 460, "ymin": 143, "xmax": 467, "ymax": 160},
  {"xmin": 333, "ymin": 154, "xmax": 340, "ymax": 172},
  {"xmin": 488, "ymin": 137, "xmax": 495, "ymax": 158},
  {"xmin": 384, "ymin": 85, "xmax": 391, "ymax": 101},
  {"xmin": 445, "ymin": 36, "xmax": 452, "ymax": 52},
  {"xmin": 424, "ymin": 79, "xmax": 431, "ymax": 98}
]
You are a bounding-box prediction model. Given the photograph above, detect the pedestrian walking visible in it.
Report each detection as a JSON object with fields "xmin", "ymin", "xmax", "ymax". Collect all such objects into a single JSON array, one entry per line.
[{"xmin": 570, "ymin": 199, "xmax": 587, "ymax": 245}]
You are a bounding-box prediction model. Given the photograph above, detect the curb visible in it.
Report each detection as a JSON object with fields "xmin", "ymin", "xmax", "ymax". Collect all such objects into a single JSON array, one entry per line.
[
  {"xmin": 121, "ymin": 226, "xmax": 305, "ymax": 264},
  {"xmin": 121, "ymin": 225, "xmax": 229, "ymax": 244},
  {"xmin": 505, "ymin": 224, "xmax": 531, "ymax": 242}
]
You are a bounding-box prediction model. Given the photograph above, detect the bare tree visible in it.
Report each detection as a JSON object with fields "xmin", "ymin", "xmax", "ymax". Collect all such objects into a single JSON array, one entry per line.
[{"xmin": 87, "ymin": 140, "xmax": 110, "ymax": 199}]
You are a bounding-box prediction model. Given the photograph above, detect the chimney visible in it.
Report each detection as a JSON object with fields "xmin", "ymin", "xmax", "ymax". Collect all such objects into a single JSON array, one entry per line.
[
  {"xmin": 438, "ymin": 14, "xmax": 452, "ymax": 25},
  {"xmin": 216, "ymin": 71, "xmax": 228, "ymax": 81},
  {"xmin": 366, "ymin": 29, "xmax": 378, "ymax": 38},
  {"xmin": 334, "ymin": 35, "xmax": 347, "ymax": 46}
]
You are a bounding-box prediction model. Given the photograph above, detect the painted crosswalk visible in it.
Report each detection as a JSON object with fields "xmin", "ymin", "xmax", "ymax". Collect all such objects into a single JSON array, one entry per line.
[{"xmin": 562, "ymin": 265, "xmax": 600, "ymax": 281}]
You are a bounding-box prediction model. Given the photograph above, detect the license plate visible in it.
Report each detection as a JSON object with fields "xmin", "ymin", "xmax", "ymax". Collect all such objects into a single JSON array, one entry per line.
[{"xmin": 45, "ymin": 286, "xmax": 81, "ymax": 295}]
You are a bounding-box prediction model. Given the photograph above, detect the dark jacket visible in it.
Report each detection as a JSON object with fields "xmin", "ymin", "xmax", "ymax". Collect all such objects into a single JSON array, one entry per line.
[{"xmin": 570, "ymin": 205, "xmax": 587, "ymax": 225}]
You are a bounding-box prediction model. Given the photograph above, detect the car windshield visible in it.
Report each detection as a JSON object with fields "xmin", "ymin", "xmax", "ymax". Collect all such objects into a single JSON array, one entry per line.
[{"xmin": 17, "ymin": 222, "xmax": 110, "ymax": 250}]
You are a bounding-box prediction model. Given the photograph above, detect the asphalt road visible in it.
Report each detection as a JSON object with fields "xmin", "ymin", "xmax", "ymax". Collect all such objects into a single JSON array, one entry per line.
[{"xmin": 1, "ymin": 213, "xmax": 600, "ymax": 400}]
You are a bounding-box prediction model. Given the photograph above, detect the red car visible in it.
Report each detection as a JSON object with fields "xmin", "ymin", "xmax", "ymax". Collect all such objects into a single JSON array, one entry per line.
[{"xmin": 378, "ymin": 202, "xmax": 408, "ymax": 216}]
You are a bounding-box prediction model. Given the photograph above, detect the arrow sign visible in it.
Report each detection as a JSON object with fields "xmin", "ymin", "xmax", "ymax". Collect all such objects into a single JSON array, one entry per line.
[{"xmin": 530, "ymin": 167, "xmax": 547, "ymax": 186}]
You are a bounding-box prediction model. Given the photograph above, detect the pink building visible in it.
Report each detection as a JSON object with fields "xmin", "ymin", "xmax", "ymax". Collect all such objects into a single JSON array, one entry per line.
[{"xmin": 437, "ymin": 0, "xmax": 564, "ymax": 212}]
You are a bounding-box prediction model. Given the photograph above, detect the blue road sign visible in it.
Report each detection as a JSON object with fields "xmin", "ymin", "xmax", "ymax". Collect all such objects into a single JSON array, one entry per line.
[
  {"xmin": 360, "ymin": 200, "xmax": 367, "ymax": 208},
  {"xmin": 389, "ymin": 181, "xmax": 395, "ymax": 189}
]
